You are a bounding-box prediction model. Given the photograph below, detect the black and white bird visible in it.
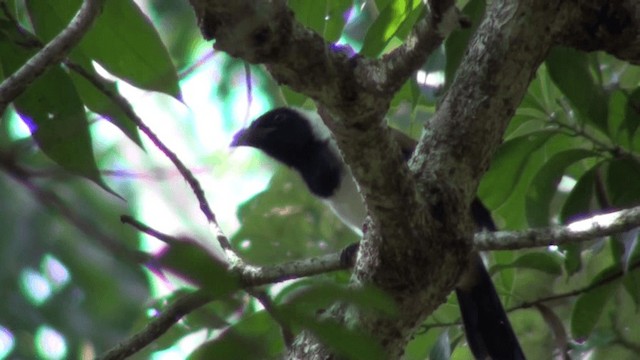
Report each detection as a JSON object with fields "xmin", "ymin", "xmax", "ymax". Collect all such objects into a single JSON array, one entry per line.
[{"xmin": 231, "ymin": 107, "xmax": 525, "ymax": 360}]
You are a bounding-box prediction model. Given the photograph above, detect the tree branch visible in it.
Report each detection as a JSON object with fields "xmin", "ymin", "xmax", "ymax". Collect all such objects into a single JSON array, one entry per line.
[
  {"xmin": 238, "ymin": 252, "xmax": 345, "ymax": 287},
  {"xmin": 475, "ymin": 206, "xmax": 640, "ymax": 251},
  {"xmin": 362, "ymin": 0, "xmax": 460, "ymax": 94},
  {"xmin": 63, "ymin": 52, "xmax": 239, "ymax": 263},
  {"xmin": 557, "ymin": 0, "xmax": 640, "ymax": 65},
  {"xmin": 189, "ymin": 1, "xmax": 594, "ymax": 357},
  {"xmin": 97, "ymin": 291, "xmax": 211, "ymax": 360},
  {"xmin": 0, "ymin": 0, "xmax": 104, "ymax": 113}
]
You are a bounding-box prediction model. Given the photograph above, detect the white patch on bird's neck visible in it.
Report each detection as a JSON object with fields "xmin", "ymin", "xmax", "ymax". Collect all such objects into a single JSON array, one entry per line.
[
  {"xmin": 290, "ymin": 108, "xmax": 366, "ymax": 234},
  {"xmin": 323, "ymin": 167, "xmax": 366, "ymax": 235}
]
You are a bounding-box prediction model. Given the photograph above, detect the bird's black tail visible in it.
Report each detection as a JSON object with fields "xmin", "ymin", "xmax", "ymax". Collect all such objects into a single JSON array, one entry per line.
[
  {"xmin": 457, "ymin": 200, "xmax": 526, "ymax": 359},
  {"xmin": 455, "ymin": 254, "xmax": 525, "ymax": 360}
]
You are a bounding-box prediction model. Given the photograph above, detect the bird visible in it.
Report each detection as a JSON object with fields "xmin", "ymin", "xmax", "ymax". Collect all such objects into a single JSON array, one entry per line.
[{"xmin": 231, "ymin": 107, "xmax": 526, "ymax": 360}]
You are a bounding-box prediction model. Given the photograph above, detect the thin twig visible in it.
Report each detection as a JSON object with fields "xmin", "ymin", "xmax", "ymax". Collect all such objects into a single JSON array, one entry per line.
[
  {"xmin": 423, "ymin": 257, "xmax": 640, "ymax": 331},
  {"xmin": 97, "ymin": 291, "xmax": 212, "ymax": 360},
  {"xmin": 97, "ymin": 249, "xmax": 348, "ymax": 359},
  {"xmin": 0, "ymin": 0, "xmax": 104, "ymax": 113},
  {"xmin": 120, "ymin": 215, "xmax": 181, "ymax": 245},
  {"xmin": 549, "ymin": 115, "xmax": 640, "ymax": 165},
  {"xmin": 178, "ymin": 51, "xmax": 216, "ymax": 79},
  {"xmin": 65, "ymin": 59, "xmax": 236, "ymax": 257},
  {"xmin": 247, "ymin": 289, "xmax": 294, "ymax": 347}
]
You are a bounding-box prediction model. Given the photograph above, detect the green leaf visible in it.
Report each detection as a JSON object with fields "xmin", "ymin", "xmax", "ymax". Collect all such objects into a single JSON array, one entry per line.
[
  {"xmin": 478, "ymin": 130, "xmax": 558, "ymax": 209},
  {"xmin": 622, "ymin": 268, "xmax": 640, "ymax": 311},
  {"xmin": 444, "ymin": 0, "xmax": 485, "ymax": 87},
  {"xmin": 360, "ymin": 0, "xmax": 423, "ymax": 57},
  {"xmin": 281, "ymin": 85, "xmax": 310, "ymax": 108},
  {"xmin": 300, "ymin": 316, "xmax": 386, "ymax": 360},
  {"xmin": 188, "ymin": 311, "xmax": 282, "ymax": 360},
  {"xmin": 404, "ymin": 328, "xmax": 442, "ymax": 360},
  {"xmin": 546, "ymin": 47, "xmax": 608, "ymax": 133},
  {"xmin": 67, "ymin": 56, "xmax": 143, "ymax": 148},
  {"xmin": 492, "ymin": 252, "xmax": 563, "ymax": 275},
  {"xmin": 288, "ymin": 0, "xmax": 353, "ymax": 42},
  {"xmin": 157, "ymin": 240, "xmax": 239, "ymax": 297},
  {"xmin": 607, "ymin": 89, "xmax": 628, "ymax": 147},
  {"xmin": 277, "ymin": 283, "xmax": 390, "ymax": 359},
  {"xmin": 26, "ymin": 0, "xmax": 180, "ymax": 98},
  {"xmin": 525, "ymin": 149, "xmax": 599, "ymax": 227},
  {"xmin": 570, "ymin": 267, "xmax": 620, "ymax": 340},
  {"xmin": 624, "ymin": 88, "xmax": 640, "ymax": 145},
  {"xmin": 606, "ymin": 158, "xmax": 640, "ymax": 207},
  {"xmin": 0, "ymin": 36, "xmax": 114, "ymax": 194},
  {"xmin": 560, "ymin": 164, "xmax": 601, "ymax": 224},
  {"xmin": 280, "ymin": 282, "xmax": 396, "ymax": 317}
]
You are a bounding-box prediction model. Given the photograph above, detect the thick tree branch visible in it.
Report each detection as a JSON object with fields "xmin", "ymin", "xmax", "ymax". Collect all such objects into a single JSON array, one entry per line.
[
  {"xmin": 557, "ymin": 0, "xmax": 640, "ymax": 64},
  {"xmin": 0, "ymin": 0, "xmax": 104, "ymax": 113},
  {"xmin": 476, "ymin": 206, "xmax": 640, "ymax": 251}
]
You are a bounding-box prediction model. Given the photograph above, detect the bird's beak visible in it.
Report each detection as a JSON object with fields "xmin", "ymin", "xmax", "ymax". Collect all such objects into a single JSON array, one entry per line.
[{"xmin": 230, "ymin": 128, "xmax": 248, "ymax": 147}]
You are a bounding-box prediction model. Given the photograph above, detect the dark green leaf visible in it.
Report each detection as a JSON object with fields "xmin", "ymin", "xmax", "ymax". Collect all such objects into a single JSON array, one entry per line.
[
  {"xmin": 27, "ymin": 0, "xmax": 180, "ymax": 98},
  {"xmin": 0, "ymin": 36, "xmax": 114, "ymax": 195},
  {"xmin": 288, "ymin": 0, "xmax": 353, "ymax": 42},
  {"xmin": 624, "ymin": 88, "xmax": 640, "ymax": 146},
  {"xmin": 546, "ymin": 47, "xmax": 608, "ymax": 133},
  {"xmin": 607, "ymin": 89, "xmax": 628, "ymax": 147},
  {"xmin": 525, "ymin": 149, "xmax": 599, "ymax": 227},
  {"xmin": 622, "ymin": 268, "xmax": 640, "ymax": 311},
  {"xmin": 570, "ymin": 267, "xmax": 620, "ymax": 340},
  {"xmin": 300, "ymin": 316, "xmax": 386, "ymax": 360},
  {"xmin": 280, "ymin": 282, "xmax": 396, "ymax": 317},
  {"xmin": 479, "ymin": 130, "xmax": 558, "ymax": 209},
  {"xmin": 492, "ymin": 252, "xmax": 563, "ymax": 275},
  {"xmin": 276, "ymin": 283, "xmax": 392, "ymax": 359},
  {"xmin": 189, "ymin": 311, "xmax": 282, "ymax": 360},
  {"xmin": 606, "ymin": 158, "xmax": 640, "ymax": 207}
]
